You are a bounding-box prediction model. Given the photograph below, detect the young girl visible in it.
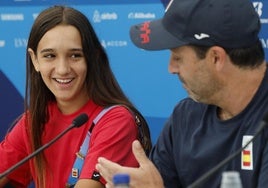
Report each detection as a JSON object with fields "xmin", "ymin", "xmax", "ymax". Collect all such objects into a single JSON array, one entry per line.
[{"xmin": 0, "ymin": 6, "xmax": 151, "ymax": 188}]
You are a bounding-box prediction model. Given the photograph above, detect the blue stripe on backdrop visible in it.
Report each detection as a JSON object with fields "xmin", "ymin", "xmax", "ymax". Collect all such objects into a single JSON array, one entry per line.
[
  {"xmin": 0, "ymin": 71, "xmax": 24, "ymax": 141},
  {"xmin": 0, "ymin": 0, "xmax": 163, "ymax": 6},
  {"xmin": 160, "ymin": 0, "xmax": 170, "ymax": 7}
]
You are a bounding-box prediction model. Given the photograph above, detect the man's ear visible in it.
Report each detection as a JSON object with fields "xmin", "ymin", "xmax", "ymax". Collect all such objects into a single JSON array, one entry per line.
[
  {"xmin": 28, "ymin": 48, "xmax": 39, "ymax": 72},
  {"xmin": 208, "ymin": 46, "xmax": 227, "ymax": 71}
]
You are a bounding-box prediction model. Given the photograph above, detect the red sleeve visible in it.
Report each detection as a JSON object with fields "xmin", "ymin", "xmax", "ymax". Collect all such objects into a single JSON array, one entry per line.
[
  {"xmin": 0, "ymin": 114, "xmax": 32, "ymax": 186},
  {"xmin": 79, "ymin": 106, "xmax": 138, "ymax": 184}
]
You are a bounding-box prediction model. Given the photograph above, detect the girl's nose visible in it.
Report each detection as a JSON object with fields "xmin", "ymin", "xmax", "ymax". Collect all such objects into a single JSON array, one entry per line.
[{"xmin": 55, "ymin": 58, "xmax": 70, "ymax": 75}]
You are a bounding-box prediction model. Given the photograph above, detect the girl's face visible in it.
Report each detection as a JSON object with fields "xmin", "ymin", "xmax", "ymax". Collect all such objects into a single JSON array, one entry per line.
[{"xmin": 28, "ymin": 25, "xmax": 89, "ymax": 114}]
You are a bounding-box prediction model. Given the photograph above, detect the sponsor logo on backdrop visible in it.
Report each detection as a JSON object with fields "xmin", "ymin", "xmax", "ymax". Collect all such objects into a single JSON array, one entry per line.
[
  {"xmin": 0, "ymin": 13, "xmax": 24, "ymax": 21},
  {"xmin": 0, "ymin": 40, "xmax": 5, "ymax": 47},
  {"xmin": 253, "ymin": 2, "xmax": 268, "ymax": 50},
  {"xmin": 32, "ymin": 13, "xmax": 39, "ymax": 20},
  {"xmin": 93, "ymin": 10, "xmax": 118, "ymax": 23},
  {"xmin": 128, "ymin": 12, "xmax": 156, "ymax": 19},
  {"xmin": 101, "ymin": 40, "xmax": 127, "ymax": 49},
  {"xmin": 14, "ymin": 38, "xmax": 28, "ymax": 48},
  {"xmin": 253, "ymin": 1, "xmax": 268, "ymax": 24}
]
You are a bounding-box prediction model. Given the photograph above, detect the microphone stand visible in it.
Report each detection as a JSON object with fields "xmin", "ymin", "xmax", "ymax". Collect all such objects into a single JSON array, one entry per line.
[{"xmin": 0, "ymin": 113, "xmax": 88, "ymax": 179}]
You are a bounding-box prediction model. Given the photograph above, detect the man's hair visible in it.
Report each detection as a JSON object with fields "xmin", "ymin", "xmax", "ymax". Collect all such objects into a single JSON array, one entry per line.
[
  {"xmin": 191, "ymin": 40, "xmax": 265, "ymax": 68},
  {"xmin": 225, "ymin": 40, "xmax": 264, "ymax": 68}
]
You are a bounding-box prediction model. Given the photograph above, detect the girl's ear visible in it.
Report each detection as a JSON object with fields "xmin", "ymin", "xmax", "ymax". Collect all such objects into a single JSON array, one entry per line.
[{"xmin": 28, "ymin": 48, "xmax": 39, "ymax": 72}]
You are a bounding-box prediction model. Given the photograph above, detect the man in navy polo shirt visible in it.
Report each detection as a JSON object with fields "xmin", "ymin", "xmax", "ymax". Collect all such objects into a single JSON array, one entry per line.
[{"xmin": 97, "ymin": 0, "xmax": 268, "ymax": 187}]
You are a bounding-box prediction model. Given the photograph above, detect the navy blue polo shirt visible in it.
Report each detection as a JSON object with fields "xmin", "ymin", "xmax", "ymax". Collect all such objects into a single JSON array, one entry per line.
[{"xmin": 150, "ymin": 66, "xmax": 268, "ymax": 188}]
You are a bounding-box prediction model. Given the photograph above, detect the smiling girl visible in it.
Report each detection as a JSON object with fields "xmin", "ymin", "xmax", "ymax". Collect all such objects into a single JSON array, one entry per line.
[{"xmin": 0, "ymin": 6, "xmax": 151, "ymax": 188}]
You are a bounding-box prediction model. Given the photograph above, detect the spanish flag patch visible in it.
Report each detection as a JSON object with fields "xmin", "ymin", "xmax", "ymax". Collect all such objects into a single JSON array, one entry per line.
[{"xmin": 241, "ymin": 135, "xmax": 253, "ymax": 170}]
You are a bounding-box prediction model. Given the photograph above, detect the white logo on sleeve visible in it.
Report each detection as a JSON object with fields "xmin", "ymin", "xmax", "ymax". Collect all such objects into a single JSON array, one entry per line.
[
  {"xmin": 93, "ymin": 173, "xmax": 100, "ymax": 178},
  {"xmin": 194, "ymin": 33, "xmax": 210, "ymax": 40}
]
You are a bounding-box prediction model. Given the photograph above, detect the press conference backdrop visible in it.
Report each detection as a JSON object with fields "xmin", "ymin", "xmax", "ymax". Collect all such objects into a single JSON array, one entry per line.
[{"xmin": 0, "ymin": 0, "xmax": 268, "ymax": 144}]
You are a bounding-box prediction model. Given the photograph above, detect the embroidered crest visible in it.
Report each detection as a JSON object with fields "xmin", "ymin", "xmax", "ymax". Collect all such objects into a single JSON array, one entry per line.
[{"xmin": 72, "ymin": 168, "xmax": 79, "ymax": 178}]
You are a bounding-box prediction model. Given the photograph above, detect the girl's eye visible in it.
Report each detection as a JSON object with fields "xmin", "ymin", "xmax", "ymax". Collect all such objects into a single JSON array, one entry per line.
[
  {"xmin": 43, "ymin": 54, "xmax": 55, "ymax": 59},
  {"xmin": 71, "ymin": 53, "xmax": 84, "ymax": 59}
]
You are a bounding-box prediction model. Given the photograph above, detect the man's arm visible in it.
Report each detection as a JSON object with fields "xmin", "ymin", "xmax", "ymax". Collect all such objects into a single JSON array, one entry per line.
[{"xmin": 74, "ymin": 179, "xmax": 104, "ymax": 188}]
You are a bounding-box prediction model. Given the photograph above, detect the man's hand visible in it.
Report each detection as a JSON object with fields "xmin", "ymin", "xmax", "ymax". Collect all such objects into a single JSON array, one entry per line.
[{"xmin": 96, "ymin": 140, "xmax": 164, "ymax": 188}]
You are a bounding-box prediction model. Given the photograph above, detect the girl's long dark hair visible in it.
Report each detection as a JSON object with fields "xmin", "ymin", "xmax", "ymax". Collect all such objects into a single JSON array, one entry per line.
[{"xmin": 25, "ymin": 5, "xmax": 151, "ymax": 187}]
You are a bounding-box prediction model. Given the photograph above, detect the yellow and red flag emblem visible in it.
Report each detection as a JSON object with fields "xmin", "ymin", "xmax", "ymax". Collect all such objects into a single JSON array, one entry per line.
[{"xmin": 241, "ymin": 136, "xmax": 253, "ymax": 170}]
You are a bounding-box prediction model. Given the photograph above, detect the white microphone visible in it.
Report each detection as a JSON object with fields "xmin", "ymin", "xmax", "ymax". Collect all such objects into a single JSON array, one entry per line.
[
  {"xmin": 0, "ymin": 113, "xmax": 89, "ymax": 179},
  {"xmin": 187, "ymin": 112, "xmax": 268, "ymax": 188}
]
